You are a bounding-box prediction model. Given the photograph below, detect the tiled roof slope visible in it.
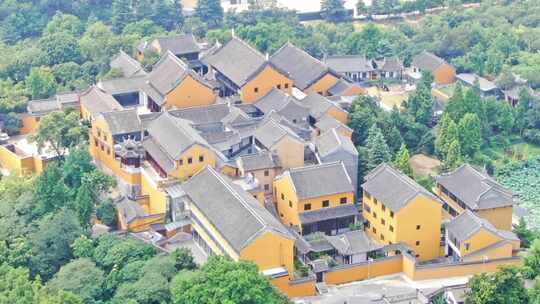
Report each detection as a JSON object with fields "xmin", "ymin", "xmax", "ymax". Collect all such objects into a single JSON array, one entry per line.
[{"xmin": 286, "ymin": 162, "xmax": 353, "ymax": 200}]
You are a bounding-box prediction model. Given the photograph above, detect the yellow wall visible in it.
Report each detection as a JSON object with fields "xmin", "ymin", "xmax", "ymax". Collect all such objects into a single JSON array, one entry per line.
[
  {"xmin": 240, "ymin": 65, "xmax": 293, "ymax": 104},
  {"xmin": 240, "ymin": 167, "xmax": 281, "ymax": 196},
  {"xmin": 140, "ymin": 172, "xmax": 168, "ymax": 215},
  {"xmin": 19, "ymin": 115, "xmax": 40, "ymax": 135},
  {"xmin": 270, "ymin": 136, "xmax": 304, "ymax": 170},
  {"xmin": 325, "ymin": 256, "xmax": 403, "ymax": 285},
  {"xmin": 240, "ymin": 231, "xmax": 294, "ymax": 275},
  {"xmin": 274, "ymin": 173, "xmax": 355, "ymax": 232},
  {"xmin": 459, "ymin": 228, "xmax": 501, "ymax": 256},
  {"xmin": 340, "ymin": 85, "xmax": 365, "ymax": 97},
  {"xmin": 476, "ymin": 207, "xmax": 513, "ymax": 231},
  {"xmin": 270, "ymin": 275, "xmax": 317, "ymax": 298},
  {"xmin": 306, "ymin": 73, "xmax": 339, "ymax": 96},
  {"xmin": 164, "ymin": 75, "xmax": 216, "ymax": 109},
  {"xmin": 169, "ymin": 145, "xmax": 216, "ymax": 181},
  {"xmin": 220, "ymin": 164, "xmax": 238, "ymax": 177},
  {"xmin": 326, "ymin": 106, "xmax": 348, "ymax": 125},
  {"xmin": 0, "ymin": 145, "xmax": 34, "ymax": 173},
  {"xmin": 433, "ymin": 64, "xmax": 456, "ymax": 85},
  {"xmin": 463, "ymin": 242, "xmax": 514, "ymax": 263},
  {"xmin": 364, "ymin": 193, "xmax": 442, "ymax": 261},
  {"xmin": 118, "ymin": 213, "xmax": 165, "ymax": 232}
]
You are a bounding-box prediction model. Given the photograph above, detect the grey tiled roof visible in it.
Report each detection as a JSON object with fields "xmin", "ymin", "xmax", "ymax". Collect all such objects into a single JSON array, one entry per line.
[
  {"xmin": 110, "ymin": 50, "xmax": 147, "ymax": 78},
  {"xmin": 324, "ymin": 55, "xmax": 374, "ymax": 74},
  {"xmin": 142, "ymin": 137, "xmax": 176, "ymax": 173},
  {"xmin": 375, "ymin": 56, "xmax": 404, "ymax": 72},
  {"xmin": 435, "ymin": 164, "xmax": 513, "ymax": 210},
  {"xmin": 286, "ymin": 162, "xmax": 354, "ymax": 200},
  {"xmin": 314, "ymin": 115, "xmax": 352, "ymax": 134},
  {"xmin": 100, "ymin": 108, "xmax": 141, "ymax": 135},
  {"xmin": 146, "ymin": 51, "xmax": 189, "ymax": 103},
  {"xmin": 182, "ymin": 166, "xmax": 293, "ymax": 253},
  {"xmin": 116, "ymin": 196, "xmax": 147, "ymax": 224},
  {"xmin": 146, "ymin": 111, "xmax": 210, "ymax": 160},
  {"xmin": 456, "ymin": 73, "xmax": 498, "ymax": 92},
  {"xmin": 446, "ymin": 210, "xmax": 516, "ymax": 243},
  {"xmin": 80, "ymin": 86, "xmax": 123, "ymax": 117},
  {"xmin": 237, "ymin": 151, "xmax": 280, "ymax": 172},
  {"xmin": 325, "ymin": 230, "xmax": 383, "ymax": 255},
  {"xmin": 27, "ymin": 98, "xmax": 59, "ymax": 114},
  {"xmin": 316, "ymin": 129, "xmax": 358, "ymax": 158},
  {"xmin": 139, "ymin": 34, "xmax": 201, "ymax": 56},
  {"xmin": 270, "ymin": 42, "xmax": 333, "ymax": 90},
  {"xmin": 362, "ymin": 163, "xmax": 442, "ymax": 213},
  {"xmin": 411, "ymin": 51, "xmax": 449, "ymax": 72},
  {"xmin": 299, "ymin": 204, "xmax": 358, "ymax": 224},
  {"xmin": 253, "ymin": 115, "xmax": 304, "ymax": 148},
  {"xmin": 170, "ymin": 102, "xmax": 250, "ymax": 126},
  {"xmin": 98, "ymin": 76, "xmax": 147, "ymax": 95},
  {"xmin": 204, "ymin": 37, "xmax": 266, "ymax": 87},
  {"xmin": 328, "ymin": 79, "xmax": 355, "ymax": 96},
  {"xmin": 255, "ymin": 88, "xmax": 309, "ymax": 121},
  {"xmin": 301, "ymin": 92, "xmax": 347, "ymax": 120}
]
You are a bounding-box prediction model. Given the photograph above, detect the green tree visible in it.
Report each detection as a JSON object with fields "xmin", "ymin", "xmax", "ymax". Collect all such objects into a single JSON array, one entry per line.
[
  {"xmin": 195, "ymin": 0, "xmax": 224, "ymax": 29},
  {"xmin": 435, "ymin": 114, "xmax": 459, "ymax": 158},
  {"xmin": 364, "ymin": 124, "xmax": 392, "ymax": 171},
  {"xmin": 38, "ymin": 32, "xmax": 83, "ymax": 66},
  {"xmin": 122, "ymin": 19, "xmax": 165, "ymax": 38},
  {"xmin": 404, "ymin": 72, "xmax": 434, "ymax": 126},
  {"xmin": 523, "ymin": 239, "xmax": 540, "ymax": 279},
  {"xmin": 35, "ymin": 163, "xmax": 70, "ymax": 215},
  {"xmin": 48, "ymin": 258, "xmax": 105, "ymax": 304},
  {"xmin": 111, "ymin": 0, "xmax": 135, "ymax": 33},
  {"xmin": 3, "ymin": 112, "xmax": 22, "ymax": 135},
  {"xmin": 44, "ymin": 13, "xmax": 84, "ymax": 37},
  {"xmin": 28, "ymin": 209, "xmax": 85, "ymax": 280},
  {"xmin": 25, "ymin": 67, "xmax": 58, "ymax": 99},
  {"xmin": 513, "ymin": 218, "xmax": 538, "ymax": 249},
  {"xmin": 71, "ymin": 235, "xmax": 95, "ymax": 259},
  {"xmin": 171, "ymin": 248, "xmax": 197, "ymax": 271},
  {"xmin": 394, "ymin": 144, "xmax": 413, "ymax": 177},
  {"xmin": 96, "ymin": 200, "xmax": 118, "ymax": 227},
  {"xmin": 93, "ymin": 235, "xmax": 156, "ymax": 271},
  {"xmin": 171, "ymin": 256, "xmax": 288, "ymax": 304},
  {"xmin": 321, "ymin": 0, "xmax": 349, "ymax": 23},
  {"xmin": 458, "ymin": 113, "xmax": 482, "ymax": 158},
  {"xmin": 444, "ymin": 139, "xmax": 463, "ymax": 171},
  {"xmin": 0, "ymin": 264, "xmax": 41, "ymax": 304},
  {"xmin": 356, "ymin": 0, "xmax": 368, "ymax": 16},
  {"xmin": 30, "ymin": 109, "xmax": 88, "ymax": 157},
  {"xmin": 466, "ymin": 266, "xmax": 528, "ymax": 304}
]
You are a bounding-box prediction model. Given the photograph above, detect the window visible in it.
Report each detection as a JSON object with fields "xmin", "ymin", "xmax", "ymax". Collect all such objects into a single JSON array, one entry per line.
[
  {"xmin": 382, "ymin": 205, "xmax": 386, "ymax": 211},
  {"xmin": 340, "ymin": 197, "xmax": 347, "ymax": 204},
  {"xmin": 100, "ymin": 144, "xmax": 104, "ymax": 151},
  {"xmin": 264, "ymin": 184, "xmax": 269, "ymax": 191},
  {"xmin": 373, "ymin": 198, "xmax": 378, "ymax": 205},
  {"xmin": 304, "ymin": 204, "xmax": 311, "ymax": 211},
  {"xmin": 416, "ymin": 241, "xmax": 420, "ymax": 246},
  {"xmin": 364, "ymin": 204, "xmax": 371, "ymax": 213},
  {"xmin": 106, "ymin": 147, "xmax": 110, "ymax": 155},
  {"xmin": 373, "ymin": 212, "xmax": 377, "ymax": 219},
  {"xmin": 381, "ymin": 234, "xmax": 385, "ymax": 241},
  {"xmin": 94, "ymin": 138, "xmax": 98, "ymax": 147},
  {"xmin": 188, "ymin": 157, "xmax": 193, "ymax": 164},
  {"xmin": 372, "ymin": 227, "xmax": 377, "ymax": 233},
  {"xmin": 264, "ymin": 170, "xmax": 269, "ymax": 176},
  {"xmin": 284, "ymin": 83, "xmax": 289, "ymax": 89},
  {"xmin": 390, "ymin": 211, "xmax": 394, "ymax": 218},
  {"xmin": 322, "ymin": 200, "xmax": 329, "ymax": 208},
  {"xmin": 364, "ymin": 191, "xmax": 371, "ymax": 200},
  {"xmin": 289, "ymin": 201, "xmax": 292, "ymax": 208},
  {"xmin": 254, "ymin": 87, "xmax": 259, "ymax": 93},
  {"xmin": 389, "ymin": 225, "xmax": 394, "ymax": 232},
  {"xmin": 281, "ymin": 193, "xmax": 285, "ymax": 200},
  {"xmin": 104, "ymin": 135, "xmax": 107, "ymax": 141},
  {"xmin": 280, "ymin": 213, "xmax": 284, "ymax": 217},
  {"xmin": 465, "ymin": 243, "xmax": 470, "ymax": 251},
  {"xmin": 365, "ymin": 220, "xmax": 371, "ymax": 228},
  {"xmin": 381, "ymin": 219, "xmax": 385, "ymax": 225},
  {"xmin": 416, "ymin": 225, "xmax": 421, "ymax": 230},
  {"xmin": 199, "ymin": 155, "xmax": 204, "ymax": 162},
  {"xmin": 277, "ymin": 84, "xmax": 281, "ymax": 89},
  {"xmin": 179, "ymin": 159, "xmax": 184, "ymax": 165}
]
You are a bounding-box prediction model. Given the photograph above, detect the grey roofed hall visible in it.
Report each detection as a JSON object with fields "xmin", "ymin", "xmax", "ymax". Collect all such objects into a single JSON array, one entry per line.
[
  {"xmin": 146, "ymin": 111, "xmax": 210, "ymax": 160},
  {"xmin": 435, "ymin": 164, "xmax": 513, "ymax": 210},
  {"xmin": 328, "ymin": 79, "xmax": 357, "ymax": 96},
  {"xmin": 116, "ymin": 196, "xmax": 148, "ymax": 224},
  {"xmin": 324, "ymin": 55, "xmax": 375, "ymax": 74},
  {"xmin": 237, "ymin": 151, "xmax": 280, "ymax": 172},
  {"xmin": 182, "ymin": 166, "xmax": 293, "ymax": 253},
  {"xmin": 285, "ymin": 162, "xmax": 354, "ymax": 200},
  {"xmin": 411, "ymin": 51, "xmax": 450, "ymax": 72},
  {"xmin": 314, "ymin": 115, "xmax": 352, "ymax": 134},
  {"xmin": 316, "ymin": 128, "xmax": 358, "ymax": 158},
  {"xmin": 110, "ymin": 50, "xmax": 147, "ymax": 78},
  {"xmin": 100, "ymin": 108, "xmax": 141, "ymax": 135},
  {"xmin": 375, "ymin": 56, "xmax": 404, "ymax": 72},
  {"xmin": 325, "ymin": 230, "xmax": 383, "ymax": 255},
  {"xmin": 98, "ymin": 76, "xmax": 147, "ymax": 95},
  {"xmin": 203, "ymin": 37, "xmax": 266, "ymax": 87},
  {"xmin": 362, "ymin": 163, "xmax": 442, "ymax": 213},
  {"xmin": 301, "ymin": 92, "xmax": 347, "ymax": 120},
  {"xmin": 145, "ymin": 51, "xmax": 191, "ymax": 104},
  {"xmin": 142, "ymin": 137, "xmax": 176, "ymax": 173},
  {"xmin": 255, "ymin": 88, "xmax": 310, "ymax": 120},
  {"xmin": 270, "ymin": 42, "xmax": 335, "ymax": 90},
  {"xmin": 456, "ymin": 73, "xmax": 498, "ymax": 92},
  {"xmin": 446, "ymin": 210, "xmax": 518, "ymax": 243},
  {"xmin": 138, "ymin": 34, "xmax": 201, "ymax": 56},
  {"xmin": 80, "ymin": 85, "xmax": 123, "ymax": 117},
  {"xmin": 253, "ymin": 115, "xmax": 304, "ymax": 148},
  {"xmin": 299, "ymin": 204, "xmax": 358, "ymax": 224}
]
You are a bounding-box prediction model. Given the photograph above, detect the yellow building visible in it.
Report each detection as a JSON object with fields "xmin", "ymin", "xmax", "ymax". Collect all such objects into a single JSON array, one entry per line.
[
  {"xmin": 435, "ymin": 164, "xmax": 514, "ymax": 231},
  {"xmin": 301, "ymin": 92, "xmax": 349, "ymax": 125},
  {"xmin": 362, "ymin": 163, "xmax": 443, "ymax": 262},
  {"xmin": 411, "ymin": 51, "xmax": 456, "ymax": 86},
  {"xmin": 313, "ymin": 115, "xmax": 353, "ymax": 139},
  {"xmin": 145, "ymin": 51, "xmax": 216, "ymax": 111},
  {"xmin": 270, "ymin": 42, "xmax": 341, "ymax": 96},
  {"xmin": 236, "ymin": 151, "xmax": 282, "ymax": 197},
  {"xmin": 181, "ymin": 166, "xmax": 296, "ymax": 276},
  {"xmin": 20, "ymin": 92, "xmax": 80, "ymax": 135},
  {"xmin": 80, "ymin": 86, "xmax": 124, "ymax": 121},
  {"xmin": 445, "ymin": 210, "xmax": 520, "ymax": 263},
  {"xmin": 0, "ymin": 134, "xmax": 58, "ymax": 175},
  {"xmin": 273, "ymin": 162, "xmax": 357, "ymax": 235},
  {"xmin": 253, "ymin": 116, "xmax": 305, "ymax": 170},
  {"xmin": 136, "ymin": 34, "xmax": 201, "ymax": 63},
  {"xmin": 203, "ymin": 37, "xmax": 293, "ymax": 103}
]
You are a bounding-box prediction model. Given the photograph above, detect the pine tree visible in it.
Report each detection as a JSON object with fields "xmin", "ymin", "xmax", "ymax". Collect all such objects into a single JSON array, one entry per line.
[
  {"xmin": 321, "ymin": 0, "xmax": 349, "ymax": 22},
  {"xmin": 74, "ymin": 183, "xmax": 94, "ymax": 227},
  {"xmin": 364, "ymin": 124, "xmax": 392, "ymax": 171},
  {"xmin": 195, "ymin": 0, "xmax": 223, "ymax": 29},
  {"xmin": 444, "ymin": 139, "xmax": 463, "ymax": 171},
  {"xmin": 458, "ymin": 113, "xmax": 482, "ymax": 158},
  {"xmin": 394, "ymin": 143, "xmax": 413, "ymax": 177},
  {"xmin": 435, "ymin": 114, "xmax": 459, "ymax": 158},
  {"xmin": 111, "ymin": 0, "xmax": 135, "ymax": 34}
]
